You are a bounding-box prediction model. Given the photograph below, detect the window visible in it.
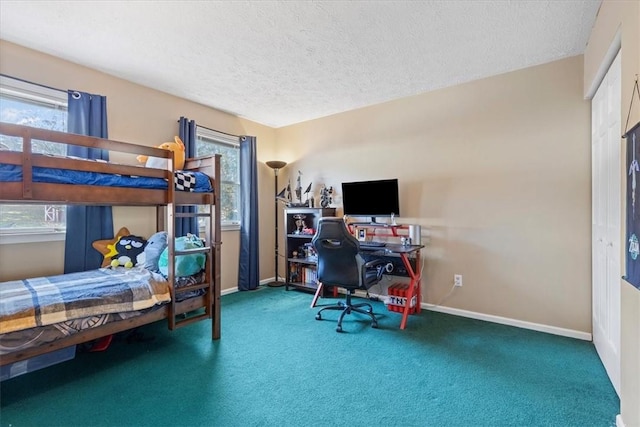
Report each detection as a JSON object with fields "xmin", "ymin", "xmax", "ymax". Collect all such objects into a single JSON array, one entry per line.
[
  {"xmin": 0, "ymin": 76, "xmax": 68, "ymax": 243},
  {"xmin": 196, "ymin": 126, "xmax": 241, "ymax": 228}
]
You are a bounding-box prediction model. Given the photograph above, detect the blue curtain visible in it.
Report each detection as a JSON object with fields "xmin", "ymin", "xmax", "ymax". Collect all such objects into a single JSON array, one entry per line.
[
  {"xmin": 177, "ymin": 117, "xmax": 198, "ymax": 236},
  {"xmin": 238, "ymin": 136, "xmax": 260, "ymax": 290},
  {"xmin": 64, "ymin": 90, "xmax": 113, "ymax": 273}
]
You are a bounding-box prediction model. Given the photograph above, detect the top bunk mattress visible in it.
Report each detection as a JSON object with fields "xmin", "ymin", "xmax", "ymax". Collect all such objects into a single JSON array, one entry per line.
[{"xmin": 0, "ymin": 163, "xmax": 213, "ymax": 193}]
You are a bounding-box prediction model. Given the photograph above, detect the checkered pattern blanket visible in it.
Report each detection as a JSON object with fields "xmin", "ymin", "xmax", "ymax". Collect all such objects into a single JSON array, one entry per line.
[{"xmin": 174, "ymin": 171, "xmax": 197, "ymax": 192}]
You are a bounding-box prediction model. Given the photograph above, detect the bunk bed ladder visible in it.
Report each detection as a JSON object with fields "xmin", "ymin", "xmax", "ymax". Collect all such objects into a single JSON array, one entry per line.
[
  {"xmin": 162, "ymin": 207, "xmax": 214, "ymax": 331},
  {"xmin": 165, "ymin": 154, "xmax": 221, "ymax": 338},
  {"xmin": 173, "ymin": 233, "xmax": 214, "ymax": 329}
]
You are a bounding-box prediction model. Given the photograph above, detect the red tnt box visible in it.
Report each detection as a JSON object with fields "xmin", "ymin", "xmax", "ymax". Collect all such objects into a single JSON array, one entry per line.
[{"xmin": 386, "ymin": 283, "xmax": 417, "ymax": 314}]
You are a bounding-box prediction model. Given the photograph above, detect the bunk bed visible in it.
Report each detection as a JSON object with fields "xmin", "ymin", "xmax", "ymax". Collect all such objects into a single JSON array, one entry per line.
[{"xmin": 0, "ymin": 122, "xmax": 222, "ymax": 370}]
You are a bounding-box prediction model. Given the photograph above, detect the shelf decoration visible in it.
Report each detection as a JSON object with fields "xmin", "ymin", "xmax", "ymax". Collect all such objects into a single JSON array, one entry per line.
[
  {"xmin": 320, "ymin": 185, "xmax": 333, "ymax": 208},
  {"xmin": 283, "ymin": 170, "xmax": 313, "ymax": 208},
  {"xmin": 292, "ymin": 214, "xmax": 307, "ymax": 234}
]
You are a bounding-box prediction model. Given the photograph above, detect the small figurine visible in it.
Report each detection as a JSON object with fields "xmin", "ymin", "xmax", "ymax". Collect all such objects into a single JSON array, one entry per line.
[
  {"xmin": 276, "ymin": 182, "xmax": 290, "ymax": 204},
  {"xmin": 293, "ymin": 214, "xmax": 306, "ymax": 234},
  {"xmin": 295, "ymin": 171, "xmax": 302, "ymax": 203},
  {"xmin": 290, "ymin": 263, "xmax": 299, "ymax": 282},
  {"xmin": 320, "ymin": 185, "xmax": 333, "ymax": 208},
  {"xmin": 288, "ymin": 171, "xmax": 312, "ymax": 207},
  {"xmin": 304, "ymin": 182, "xmax": 312, "ymax": 206}
]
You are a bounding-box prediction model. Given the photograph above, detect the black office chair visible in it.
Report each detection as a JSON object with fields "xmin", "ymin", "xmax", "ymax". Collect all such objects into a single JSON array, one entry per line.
[{"xmin": 311, "ymin": 217, "xmax": 385, "ymax": 332}]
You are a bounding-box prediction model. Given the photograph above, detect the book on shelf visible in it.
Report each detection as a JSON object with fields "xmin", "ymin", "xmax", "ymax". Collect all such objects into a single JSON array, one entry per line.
[{"xmin": 302, "ymin": 267, "xmax": 317, "ymax": 284}]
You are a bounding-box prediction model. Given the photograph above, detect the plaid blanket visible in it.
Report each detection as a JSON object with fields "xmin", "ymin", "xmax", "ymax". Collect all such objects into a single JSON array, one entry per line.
[
  {"xmin": 0, "ymin": 267, "xmax": 170, "ymax": 334},
  {"xmin": 0, "ymin": 271, "xmax": 207, "ymax": 356}
]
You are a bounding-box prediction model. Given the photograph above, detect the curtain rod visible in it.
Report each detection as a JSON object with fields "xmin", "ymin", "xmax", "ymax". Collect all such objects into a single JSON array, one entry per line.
[
  {"xmin": 178, "ymin": 119, "xmax": 240, "ymax": 138},
  {"xmin": 0, "ymin": 73, "xmax": 67, "ymax": 94},
  {"xmin": 0, "ymin": 75, "xmax": 243, "ymax": 139}
]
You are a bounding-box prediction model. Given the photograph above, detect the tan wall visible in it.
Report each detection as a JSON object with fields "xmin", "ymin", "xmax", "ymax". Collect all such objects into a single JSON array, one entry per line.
[
  {"xmin": 277, "ymin": 56, "xmax": 592, "ymax": 332},
  {"xmin": 0, "ymin": 40, "xmax": 278, "ymax": 292},
  {"xmin": 584, "ymin": 1, "xmax": 640, "ymax": 426}
]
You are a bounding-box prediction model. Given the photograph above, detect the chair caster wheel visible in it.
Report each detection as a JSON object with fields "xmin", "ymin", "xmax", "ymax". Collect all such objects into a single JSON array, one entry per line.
[
  {"xmin": 315, "ymin": 314, "xmax": 322, "ymax": 321},
  {"xmin": 336, "ymin": 325, "xmax": 343, "ymax": 332}
]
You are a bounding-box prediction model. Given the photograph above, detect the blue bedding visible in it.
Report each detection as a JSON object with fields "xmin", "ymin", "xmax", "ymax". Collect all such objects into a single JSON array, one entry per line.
[{"xmin": 0, "ymin": 164, "xmax": 212, "ymax": 192}]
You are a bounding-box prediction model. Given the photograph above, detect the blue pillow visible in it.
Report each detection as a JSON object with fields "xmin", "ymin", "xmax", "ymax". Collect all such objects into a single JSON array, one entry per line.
[{"xmin": 143, "ymin": 231, "xmax": 168, "ymax": 272}]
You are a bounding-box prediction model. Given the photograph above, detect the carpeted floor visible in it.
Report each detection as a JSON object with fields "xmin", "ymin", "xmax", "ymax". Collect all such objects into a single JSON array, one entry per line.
[{"xmin": 0, "ymin": 286, "xmax": 619, "ymax": 427}]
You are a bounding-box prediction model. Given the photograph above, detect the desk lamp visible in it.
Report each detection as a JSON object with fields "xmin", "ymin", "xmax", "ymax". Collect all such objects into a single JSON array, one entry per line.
[{"xmin": 266, "ymin": 160, "xmax": 287, "ymax": 287}]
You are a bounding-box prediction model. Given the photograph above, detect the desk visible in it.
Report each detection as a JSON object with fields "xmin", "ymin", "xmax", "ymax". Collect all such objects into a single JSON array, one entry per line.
[
  {"xmin": 365, "ymin": 243, "xmax": 423, "ymax": 330},
  {"xmin": 311, "ymin": 223, "xmax": 423, "ymax": 330}
]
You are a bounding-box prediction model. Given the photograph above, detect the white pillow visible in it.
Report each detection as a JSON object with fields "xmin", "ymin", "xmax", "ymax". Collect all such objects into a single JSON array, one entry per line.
[{"xmin": 145, "ymin": 156, "xmax": 169, "ymax": 169}]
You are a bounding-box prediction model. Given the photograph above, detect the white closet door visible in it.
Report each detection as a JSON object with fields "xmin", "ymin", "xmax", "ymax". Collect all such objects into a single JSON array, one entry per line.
[{"xmin": 591, "ymin": 50, "xmax": 621, "ymax": 396}]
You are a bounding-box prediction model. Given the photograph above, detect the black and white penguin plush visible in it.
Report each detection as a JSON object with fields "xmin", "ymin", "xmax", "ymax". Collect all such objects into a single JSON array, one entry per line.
[{"xmin": 111, "ymin": 235, "xmax": 147, "ymax": 268}]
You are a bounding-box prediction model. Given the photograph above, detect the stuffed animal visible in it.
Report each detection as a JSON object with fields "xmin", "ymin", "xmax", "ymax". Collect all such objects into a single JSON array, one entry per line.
[
  {"xmin": 110, "ymin": 235, "xmax": 147, "ymax": 268},
  {"xmin": 92, "ymin": 227, "xmax": 148, "ymax": 268},
  {"xmin": 136, "ymin": 136, "xmax": 185, "ymax": 170},
  {"xmin": 158, "ymin": 233, "xmax": 206, "ymax": 277}
]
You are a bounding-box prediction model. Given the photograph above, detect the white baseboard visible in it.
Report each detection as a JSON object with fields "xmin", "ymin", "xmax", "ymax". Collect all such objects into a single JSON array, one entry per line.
[
  {"xmin": 220, "ymin": 278, "xmax": 276, "ymax": 296},
  {"xmin": 260, "ymin": 284, "xmax": 592, "ymax": 341},
  {"xmin": 356, "ymin": 290, "xmax": 592, "ymax": 341},
  {"xmin": 616, "ymin": 414, "xmax": 625, "ymax": 427},
  {"xmin": 221, "ymin": 287, "xmax": 237, "ymax": 296},
  {"xmin": 422, "ymin": 303, "xmax": 592, "ymax": 341}
]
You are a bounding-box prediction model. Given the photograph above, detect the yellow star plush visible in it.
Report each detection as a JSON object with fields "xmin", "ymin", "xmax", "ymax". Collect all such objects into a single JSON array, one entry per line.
[{"xmin": 92, "ymin": 227, "xmax": 131, "ymax": 268}]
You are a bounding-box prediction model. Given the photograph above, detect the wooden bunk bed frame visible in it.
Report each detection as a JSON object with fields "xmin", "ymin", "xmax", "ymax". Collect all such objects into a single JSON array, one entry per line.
[{"xmin": 0, "ymin": 122, "xmax": 222, "ymax": 367}]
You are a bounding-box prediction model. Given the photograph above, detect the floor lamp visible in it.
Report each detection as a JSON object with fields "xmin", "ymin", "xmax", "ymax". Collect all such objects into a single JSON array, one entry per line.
[{"xmin": 266, "ymin": 160, "xmax": 287, "ymax": 287}]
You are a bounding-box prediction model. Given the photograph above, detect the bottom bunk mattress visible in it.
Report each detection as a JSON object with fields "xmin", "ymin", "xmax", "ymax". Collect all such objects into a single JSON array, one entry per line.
[
  {"xmin": 0, "ymin": 267, "xmax": 170, "ymax": 335},
  {"xmin": 0, "ymin": 269, "xmax": 206, "ymax": 356}
]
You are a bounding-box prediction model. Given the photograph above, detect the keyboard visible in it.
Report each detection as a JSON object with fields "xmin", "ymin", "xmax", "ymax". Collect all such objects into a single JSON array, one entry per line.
[{"xmin": 359, "ymin": 241, "xmax": 386, "ymax": 248}]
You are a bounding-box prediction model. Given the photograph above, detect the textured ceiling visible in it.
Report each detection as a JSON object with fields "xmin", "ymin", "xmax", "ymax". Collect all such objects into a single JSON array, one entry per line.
[{"xmin": 0, "ymin": 1, "xmax": 601, "ymax": 128}]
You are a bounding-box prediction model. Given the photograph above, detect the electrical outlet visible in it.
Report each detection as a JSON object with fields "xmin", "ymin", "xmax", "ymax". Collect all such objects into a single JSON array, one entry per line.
[{"xmin": 454, "ymin": 274, "xmax": 463, "ymax": 287}]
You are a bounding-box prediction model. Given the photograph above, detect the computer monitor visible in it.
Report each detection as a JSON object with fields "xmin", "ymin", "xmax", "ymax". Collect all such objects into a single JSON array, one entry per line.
[{"xmin": 341, "ymin": 178, "xmax": 400, "ymax": 223}]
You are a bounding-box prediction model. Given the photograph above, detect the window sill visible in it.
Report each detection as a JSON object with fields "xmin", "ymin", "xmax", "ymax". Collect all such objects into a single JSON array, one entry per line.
[
  {"xmin": 0, "ymin": 231, "xmax": 66, "ymax": 245},
  {"xmin": 1, "ymin": 224, "xmax": 239, "ymax": 246},
  {"xmin": 200, "ymin": 224, "xmax": 240, "ymax": 233}
]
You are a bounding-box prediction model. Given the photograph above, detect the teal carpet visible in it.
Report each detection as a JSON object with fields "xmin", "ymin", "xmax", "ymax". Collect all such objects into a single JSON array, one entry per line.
[{"xmin": 0, "ymin": 286, "xmax": 619, "ymax": 426}]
